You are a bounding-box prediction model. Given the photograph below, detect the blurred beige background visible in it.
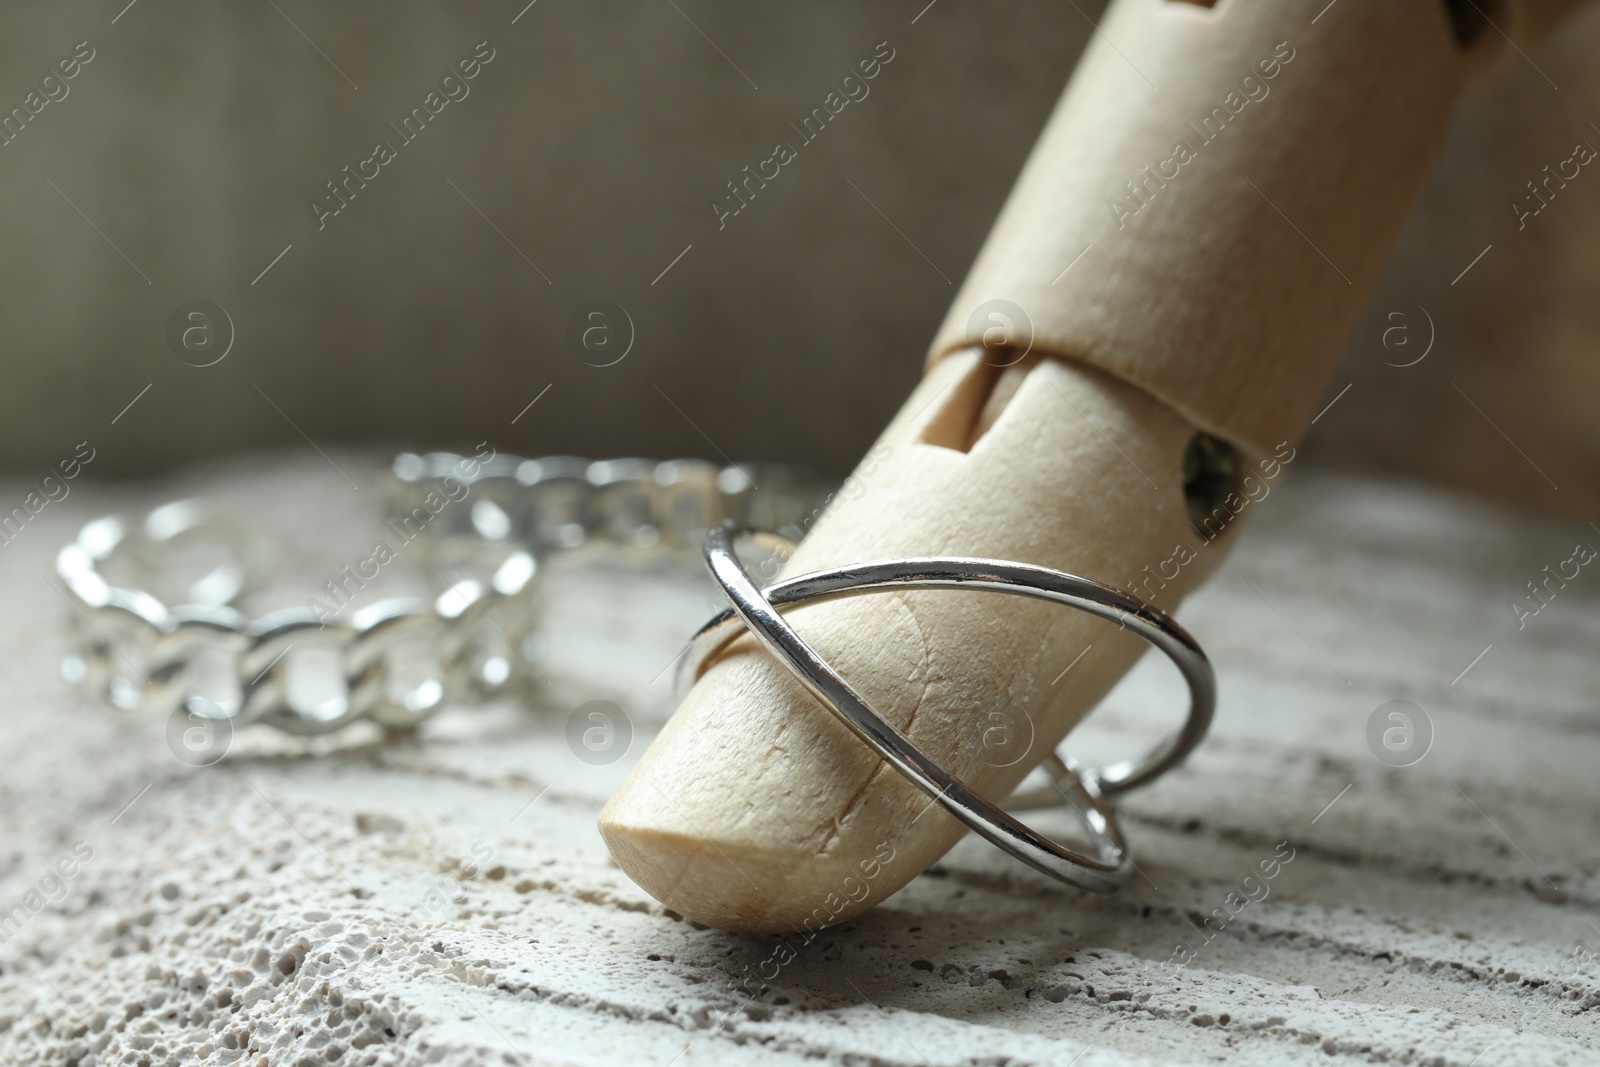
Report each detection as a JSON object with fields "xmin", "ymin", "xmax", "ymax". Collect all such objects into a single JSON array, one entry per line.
[{"xmin": 2, "ymin": 0, "xmax": 1598, "ymax": 516}]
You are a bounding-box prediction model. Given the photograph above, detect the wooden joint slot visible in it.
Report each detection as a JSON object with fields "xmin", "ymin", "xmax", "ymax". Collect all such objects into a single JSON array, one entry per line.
[
  {"xmin": 919, "ymin": 354, "xmax": 1046, "ymax": 454},
  {"xmin": 1183, "ymin": 431, "xmax": 1242, "ymax": 540}
]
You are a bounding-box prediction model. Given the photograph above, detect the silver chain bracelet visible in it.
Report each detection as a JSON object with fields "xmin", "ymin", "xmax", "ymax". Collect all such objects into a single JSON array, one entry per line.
[{"xmin": 56, "ymin": 449, "xmax": 831, "ymax": 738}]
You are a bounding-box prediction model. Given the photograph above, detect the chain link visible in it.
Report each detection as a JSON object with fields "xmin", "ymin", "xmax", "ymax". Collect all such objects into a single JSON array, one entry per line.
[{"xmin": 58, "ymin": 452, "xmax": 831, "ymax": 735}]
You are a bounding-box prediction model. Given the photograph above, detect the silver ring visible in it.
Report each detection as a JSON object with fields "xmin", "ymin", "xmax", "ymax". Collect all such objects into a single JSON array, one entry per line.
[
  {"xmin": 57, "ymin": 452, "xmax": 836, "ymax": 733},
  {"xmin": 690, "ymin": 522, "xmax": 1215, "ymax": 893}
]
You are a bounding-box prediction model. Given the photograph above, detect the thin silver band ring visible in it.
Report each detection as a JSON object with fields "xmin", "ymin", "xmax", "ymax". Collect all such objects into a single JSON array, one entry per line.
[{"xmin": 690, "ymin": 522, "xmax": 1216, "ymax": 893}]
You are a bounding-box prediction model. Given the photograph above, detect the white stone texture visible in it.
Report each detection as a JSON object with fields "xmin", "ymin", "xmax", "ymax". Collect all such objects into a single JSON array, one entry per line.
[{"xmin": 0, "ymin": 456, "xmax": 1595, "ymax": 1065}]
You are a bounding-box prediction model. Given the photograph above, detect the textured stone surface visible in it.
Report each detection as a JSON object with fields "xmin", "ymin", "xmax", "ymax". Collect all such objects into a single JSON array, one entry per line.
[{"xmin": 0, "ymin": 454, "xmax": 1597, "ymax": 1065}]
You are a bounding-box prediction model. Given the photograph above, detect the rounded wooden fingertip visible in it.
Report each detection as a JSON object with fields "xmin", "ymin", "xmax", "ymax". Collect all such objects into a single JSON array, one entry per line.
[{"xmin": 601, "ymin": 357, "xmax": 1239, "ymax": 931}]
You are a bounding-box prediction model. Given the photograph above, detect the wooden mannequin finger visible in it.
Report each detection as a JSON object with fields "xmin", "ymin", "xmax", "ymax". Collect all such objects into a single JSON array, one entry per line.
[
  {"xmin": 600, "ymin": 353, "xmax": 1245, "ymax": 932},
  {"xmin": 601, "ymin": 0, "xmax": 1596, "ymax": 932}
]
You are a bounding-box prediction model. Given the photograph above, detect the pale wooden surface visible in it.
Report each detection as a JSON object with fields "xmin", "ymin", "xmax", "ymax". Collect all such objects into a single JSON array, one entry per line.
[
  {"xmin": 0, "ymin": 453, "xmax": 1597, "ymax": 1065},
  {"xmin": 927, "ymin": 0, "xmax": 1472, "ymax": 457}
]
